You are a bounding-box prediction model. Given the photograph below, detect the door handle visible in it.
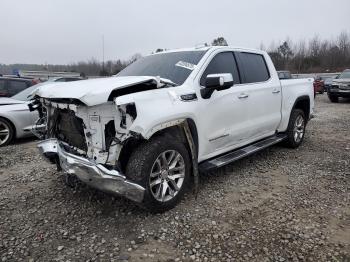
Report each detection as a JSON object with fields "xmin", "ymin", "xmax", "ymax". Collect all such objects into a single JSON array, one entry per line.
[
  {"xmin": 238, "ymin": 93, "xmax": 249, "ymax": 99},
  {"xmin": 272, "ymin": 89, "xmax": 281, "ymax": 94}
]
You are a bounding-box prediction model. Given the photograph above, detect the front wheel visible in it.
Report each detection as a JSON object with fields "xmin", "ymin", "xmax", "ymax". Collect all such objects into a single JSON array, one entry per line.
[
  {"xmin": 328, "ymin": 94, "xmax": 339, "ymax": 103},
  {"xmin": 126, "ymin": 135, "xmax": 191, "ymax": 213},
  {"xmin": 0, "ymin": 118, "xmax": 14, "ymax": 147},
  {"xmin": 284, "ymin": 109, "xmax": 306, "ymax": 148}
]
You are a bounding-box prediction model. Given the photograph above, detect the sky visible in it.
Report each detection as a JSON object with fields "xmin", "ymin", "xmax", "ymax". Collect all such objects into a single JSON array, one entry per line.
[{"xmin": 1, "ymin": 0, "xmax": 350, "ymax": 65}]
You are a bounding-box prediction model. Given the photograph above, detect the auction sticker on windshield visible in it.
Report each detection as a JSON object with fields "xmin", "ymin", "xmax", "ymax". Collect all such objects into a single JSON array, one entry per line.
[{"xmin": 175, "ymin": 61, "xmax": 196, "ymax": 70}]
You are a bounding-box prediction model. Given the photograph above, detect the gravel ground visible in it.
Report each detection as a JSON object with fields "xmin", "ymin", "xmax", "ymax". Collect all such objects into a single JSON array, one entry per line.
[{"xmin": 0, "ymin": 95, "xmax": 349, "ymax": 262}]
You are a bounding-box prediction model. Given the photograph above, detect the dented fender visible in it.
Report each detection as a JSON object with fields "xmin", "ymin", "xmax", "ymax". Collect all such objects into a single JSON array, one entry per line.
[{"xmin": 114, "ymin": 86, "xmax": 200, "ymax": 140}]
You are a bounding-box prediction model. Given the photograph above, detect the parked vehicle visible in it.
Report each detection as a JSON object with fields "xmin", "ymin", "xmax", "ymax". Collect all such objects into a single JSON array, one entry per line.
[
  {"xmin": 277, "ymin": 71, "xmax": 292, "ymax": 80},
  {"xmin": 0, "ymin": 84, "xmax": 41, "ymax": 146},
  {"xmin": 0, "ymin": 77, "xmax": 40, "ymax": 97},
  {"xmin": 324, "ymin": 75, "xmax": 339, "ymax": 92},
  {"xmin": 46, "ymin": 76, "xmax": 84, "ymax": 82},
  {"xmin": 32, "ymin": 46, "xmax": 314, "ymax": 212},
  {"xmin": 327, "ymin": 69, "xmax": 350, "ymax": 102},
  {"xmin": 0, "ymin": 77, "xmax": 83, "ymax": 146},
  {"xmin": 313, "ymin": 76, "xmax": 325, "ymax": 94}
]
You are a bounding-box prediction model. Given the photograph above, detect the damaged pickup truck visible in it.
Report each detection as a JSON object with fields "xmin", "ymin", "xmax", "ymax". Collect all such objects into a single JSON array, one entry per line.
[{"xmin": 31, "ymin": 46, "xmax": 314, "ymax": 212}]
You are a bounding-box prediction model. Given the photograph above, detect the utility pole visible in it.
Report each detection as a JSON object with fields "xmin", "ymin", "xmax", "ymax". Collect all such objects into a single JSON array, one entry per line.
[{"xmin": 102, "ymin": 35, "xmax": 105, "ymax": 74}]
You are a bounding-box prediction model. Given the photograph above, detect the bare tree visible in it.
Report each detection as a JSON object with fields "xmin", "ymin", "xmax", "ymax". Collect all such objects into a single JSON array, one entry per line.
[{"xmin": 212, "ymin": 37, "xmax": 228, "ymax": 46}]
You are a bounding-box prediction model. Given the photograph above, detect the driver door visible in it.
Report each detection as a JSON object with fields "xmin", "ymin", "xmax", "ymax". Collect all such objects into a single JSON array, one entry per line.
[{"xmin": 196, "ymin": 51, "xmax": 253, "ymax": 160}]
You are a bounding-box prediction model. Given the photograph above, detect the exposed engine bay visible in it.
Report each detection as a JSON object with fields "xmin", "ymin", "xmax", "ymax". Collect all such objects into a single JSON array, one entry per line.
[{"xmin": 33, "ymin": 98, "xmax": 137, "ymax": 167}]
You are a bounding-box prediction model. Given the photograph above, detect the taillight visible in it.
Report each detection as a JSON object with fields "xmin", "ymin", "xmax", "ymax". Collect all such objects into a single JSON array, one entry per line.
[{"xmin": 32, "ymin": 79, "xmax": 40, "ymax": 85}]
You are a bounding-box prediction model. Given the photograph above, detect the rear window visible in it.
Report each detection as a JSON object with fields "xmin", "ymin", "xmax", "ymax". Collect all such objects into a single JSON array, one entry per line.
[{"xmin": 236, "ymin": 52, "xmax": 270, "ymax": 83}]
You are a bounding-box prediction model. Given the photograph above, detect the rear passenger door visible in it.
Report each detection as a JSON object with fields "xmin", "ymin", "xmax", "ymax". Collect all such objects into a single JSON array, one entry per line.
[
  {"xmin": 8, "ymin": 80, "xmax": 29, "ymax": 96},
  {"xmin": 0, "ymin": 79, "xmax": 8, "ymax": 97},
  {"xmin": 235, "ymin": 52, "xmax": 282, "ymax": 140}
]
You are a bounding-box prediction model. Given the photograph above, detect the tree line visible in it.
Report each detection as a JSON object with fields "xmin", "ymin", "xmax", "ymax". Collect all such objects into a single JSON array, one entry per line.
[
  {"xmin": 0, "ymin": 54, "xmax": 142, "ymax": 77},
  {"xmin": 261, "ymin": 31, "xmax": 350, "ymax": 73},
  {"xmin": 1, "ymin": 34, "xmax": 349, "ymax": 77}
]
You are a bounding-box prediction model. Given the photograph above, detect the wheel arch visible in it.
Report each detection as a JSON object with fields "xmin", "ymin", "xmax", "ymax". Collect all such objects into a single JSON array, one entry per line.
[
  {"xmin": 118, "ymin": 118, "xmax": 199, "ymax": 174},
  {"xmin": 292, "ymin": 95, "xmax": 310, "ymax": 121}
]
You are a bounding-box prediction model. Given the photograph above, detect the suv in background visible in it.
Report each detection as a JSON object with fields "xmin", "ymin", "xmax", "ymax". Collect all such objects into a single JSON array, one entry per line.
[
  {"xmin": 324, "ymin": 75, "xmax": 340, "ymax": 92},
  {"xmin": 328, "ymin": 69, "xmax": 350, "ymax": 102},
  {"xmin": 0, "ymin": 77, "xmax": 39, "ymax": 97},
  {"xmin": 277, "ymin": 71, "xmax": 292, "ymax": 79}
]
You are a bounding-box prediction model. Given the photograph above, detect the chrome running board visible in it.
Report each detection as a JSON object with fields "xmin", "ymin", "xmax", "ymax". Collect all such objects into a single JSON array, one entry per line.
[{"xmin": 199, "ymin": 134, "xmax": 287, "ymax": 172}]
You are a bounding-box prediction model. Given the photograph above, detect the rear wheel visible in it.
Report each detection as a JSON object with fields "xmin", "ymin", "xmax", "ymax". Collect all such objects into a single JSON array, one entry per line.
[
  {"xmin": 328, "ymin": 94, "xmax": 339, "ymax": 103},
  {"xmin": 284, "ymin": 109, "xmax": 306, "ymax": 148},
  {"xmin": 0, "ymin": 118, "xmax": 14, "ymax": 147},
  {"xmin": 126, "ymin": 135, "xmax": 191, "ymax": 213}
]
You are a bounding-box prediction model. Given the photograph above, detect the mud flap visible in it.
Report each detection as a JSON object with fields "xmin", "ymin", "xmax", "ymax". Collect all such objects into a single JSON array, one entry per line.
[{"xmin": 181, "ymin": 121, "xmax": 199, "ymax": 198}]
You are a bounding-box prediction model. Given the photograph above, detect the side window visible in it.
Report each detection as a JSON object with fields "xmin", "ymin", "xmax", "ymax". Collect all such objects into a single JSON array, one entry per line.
[
  {"xmin": 55, "ymin": 78, "xmax": 66, "ymax": 82},
  {"xmin": 65, "ymin": 78, "xmax": 81, "ymax": 82},
  {"xmin": 8, "ymin": 80, "xmax": 28, "ymax": 96},
  {"xmin": 0, "ymin": 80, "xmax": 7, "ymax": 96},
  {"xmin": 200, "ymin": 52, "xmax": 240, "ymax": 86},
  {"xmin": 236, "ymin": 52, "xmax": 270, "ymax": 83}
]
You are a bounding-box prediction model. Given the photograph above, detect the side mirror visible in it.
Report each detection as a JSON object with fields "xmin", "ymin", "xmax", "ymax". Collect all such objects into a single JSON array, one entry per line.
[{"xmin": 201, "ymin": 73, "xmax": 234, "ymax": 99}]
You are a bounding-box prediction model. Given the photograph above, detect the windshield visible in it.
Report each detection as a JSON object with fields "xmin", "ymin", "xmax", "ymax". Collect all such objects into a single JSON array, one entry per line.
[
  {"xmin": 117, "ymin": 50, "xmax": 207, "ymax": 85},
  {"xmin": 339, "ymin": 70, "xmax": 350, "ymax": 79},
  {"xmin": 11, "ymin": 83, "xmax": 44, "ymax": 101}
]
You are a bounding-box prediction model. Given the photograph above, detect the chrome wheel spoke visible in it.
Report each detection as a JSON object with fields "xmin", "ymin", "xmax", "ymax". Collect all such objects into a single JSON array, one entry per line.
[
  {"xmin": 161, "ymin": 182, "xmax": 168, "ymax": 201},
  {"xmin": 168, "ymin": 178, "xmax": 180, "ymax": 191},
  {"xmin": 167, "ymin": 150, "xmax": 176, "ymax": 165},
  {"xmin": 161, "ymin": 152, "xmax": 169, "ymax": 169},
  {"xmin": 169, "ymin": 153, "xmax": 181, "ymax": 168},
  {"xmin": 0, "ymin": 129, "xmax": 9, "ymax": 135},
  {"xmin": 168, "ymin": 173, "xmax": 185, "ymax": 180},
  {"xmin": 169, "ymin": 164, "xmax": 185, "ymax": 173},
  {"xmin": 150, "ymin": 170, "xmax": 161, "ymax": 178},
  {"xmin": 150, "ymin": 178, "xmax": 162, "ymax": 187},
  {"xmin": 155, "ymin": 183, "xmax": 162, "ymax": 198}
]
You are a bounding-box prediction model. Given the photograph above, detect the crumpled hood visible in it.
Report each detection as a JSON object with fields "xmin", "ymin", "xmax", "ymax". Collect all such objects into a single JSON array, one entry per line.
[
  {"xmin": 0, "ymin": 97, "xmax": 24, "ymax": 106},
  {"xmin": 35, "ymin": 76, "xmax": 159, "ymax": 106}
]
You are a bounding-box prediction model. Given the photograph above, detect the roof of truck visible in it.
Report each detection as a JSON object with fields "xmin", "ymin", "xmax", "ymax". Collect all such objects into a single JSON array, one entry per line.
[{"xmin": 152, "ymin": 45, "xmax": 263, "ymax": 55}]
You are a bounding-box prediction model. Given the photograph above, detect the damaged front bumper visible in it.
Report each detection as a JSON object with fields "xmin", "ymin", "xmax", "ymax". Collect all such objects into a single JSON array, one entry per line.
[{"xmin": 37, "ymin": 138, "xmax": 145, "ymax": 203}]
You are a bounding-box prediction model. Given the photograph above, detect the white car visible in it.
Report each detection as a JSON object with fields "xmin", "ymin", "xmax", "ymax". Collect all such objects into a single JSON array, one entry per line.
[
  {"xmin": 0, "ymin": 77, "xmax": 84, "ymax": 146},
  {"xmin": 33, "ymin": 46, "xmax": 314, "ymax": 212},
  {"xmin": 0, "ymin": 85, "xmax": 40, "ymax": 146}
]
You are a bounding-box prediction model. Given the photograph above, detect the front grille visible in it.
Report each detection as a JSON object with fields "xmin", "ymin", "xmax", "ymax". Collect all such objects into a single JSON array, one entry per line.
[
  {"xmin": 53, "ymin": 109, "xmax": 87, "ymax": 151},
  {"xmin": 340, "ymin": 85, "xmax": 350, "ymax": 90}
]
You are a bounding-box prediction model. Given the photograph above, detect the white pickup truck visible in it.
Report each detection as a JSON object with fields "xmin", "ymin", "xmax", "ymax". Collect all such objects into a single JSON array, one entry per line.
[{"xmin": 32, "ymin": 46, "xmax": 314, "ymax": 212}]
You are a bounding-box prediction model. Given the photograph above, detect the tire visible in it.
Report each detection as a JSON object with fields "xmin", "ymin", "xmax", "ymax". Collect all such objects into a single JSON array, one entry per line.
[
  {"xmin": 0, "ymin": 118, "xmax": 14, "ymax": 147},
  {"xmin": 284, "ymin": 109, "xmax": 306, "ymax": 148},
  {"xmin": 126, "ymin": 135, "xmax": 191, "ymax": 213},
  {"xmin": 328, "ymin": 95, "xmax": 339, "ymax": 103}
]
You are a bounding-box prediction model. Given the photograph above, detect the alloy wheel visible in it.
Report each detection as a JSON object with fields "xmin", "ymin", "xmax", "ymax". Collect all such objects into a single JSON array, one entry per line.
[
  {"xmin": 149, "ymin": 150, "xmax": 186, "ymax": 202},
  {"xmin": 0, "ymin": 120, "xmax": 11, "ymax": 146},
  {"xmin": 293, "ymin": 115, "xmax": 305, "ymax": 143}
]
